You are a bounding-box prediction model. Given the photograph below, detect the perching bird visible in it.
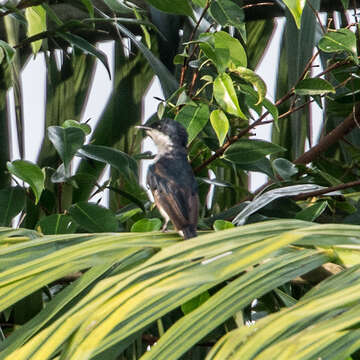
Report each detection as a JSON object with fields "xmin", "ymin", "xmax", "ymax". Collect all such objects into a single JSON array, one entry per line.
[{"xmin": 136, "ymin": 118, "xmax": 198, "ymax": 239}]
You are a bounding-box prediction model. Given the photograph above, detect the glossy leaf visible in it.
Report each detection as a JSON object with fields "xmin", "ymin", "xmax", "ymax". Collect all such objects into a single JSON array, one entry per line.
[
  {"xmin": 233, "ymin": 184, "xmax": 331, "ymax": 225},
  {"xmin": 272, "ymin": 158, "xmax": 298, "ymax": 180},
  {"xmin": 0, "ymin": 40, "xmax": 15, "ymax": 64},
  {"xmin": 80, "ymin": 0, "xmax": 94, "ymax": 17},
  {"xmin": 7, "ymin": 160, "xmax": 44, "ymax": 204},
  {"xmin": 230, "ymin": 66, "xmax": 266, "ymax": 104},
  {"xmin": 37, "ymin": 214, "xmax": 77, "ymax": 235},
  {"xmin": 0, "ymin": 187, "xmax": 25, "ymax": 226},
  {"xmin": 282, "ymin": 0, "xmax": 306, "ymax": 29},
  {"xmin": 78, "ymin": 144, "xmax": 138, "ymax": 179},
  {"xmin": 294, "ymin": 78, "xmax": 335, "ymax": 96},
  {"xmin": 295, "ymin": 201, "xmax": 328, "ymax": 222},
  {"xmin": 175, "ymin": 103, "xmax": 210, "ymax": 143},
  {"xmin": 146, "ymin": 0, "xmax": 193, "ymax": 16},
  {"xmin": 192, "ymin": 0, "xmax": 207, "ymax": 7},
  {"xmin": 130, "ymin": 218, "xmax": 162, "ymax": 232},
  {"xmin": 224, "ymin": 139, "xmax": 285, "ymax": 164},
  {"xmin": 263, "ymin": 98, "xmax": 279, "ymax": 131},
  {"xmin": 56, "ymin": 32, "xmax": 112, "ymax": 78},
  {"xmin": 181, "ymin": 291, "xmax": 211, "ymax": 315},
  {"xmin": 214, "ymin": 73, "xmax": 246, "ymax": 119},
  {"xmin": 113, "ymin": 21, "xmax": 178, "ymax": 98},
  {"xmin": 68, "ymin": 202, "xmax": 118, "ymax": 232},
  {"xmin": 48, "ymin": 126, "xmax": 86, "ymax": 178},
  {"xmin": 318, "ymin": 28, "xmax": 358, "ymax": 62},
  {"xmin": 210, "ymin": 109, "xmax": 229, "ymax": 146},
  {"xmin": 102, "ymin": 0, "xmax": 133, "ymax": 13},
  {"xmin": 25, "ymin": 5, "xmax": 46, "ymax": 54},
  {"xmin": 209, "ymin": 0, "xmax": 244, "ymax": 29},
  {"xmin": 214, "ymin": 31, "xmax": 247, "ymax": 69},
  {"xmin": 213, "ymin": 220, "xmax": 234, "ymax": 231},
  {"xmin": 62, "ymin": 120, "xmax": 91, "ymax": 135}
]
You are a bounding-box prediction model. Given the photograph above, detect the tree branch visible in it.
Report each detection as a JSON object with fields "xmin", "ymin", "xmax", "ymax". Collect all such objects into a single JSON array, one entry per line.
[
  {"xmin": 294, "ymin": 104, "xmax": 360, "ymax": 165},
  {"xmin": 294, "ymin": 179, "xmax": 360, "ymax": 200}
]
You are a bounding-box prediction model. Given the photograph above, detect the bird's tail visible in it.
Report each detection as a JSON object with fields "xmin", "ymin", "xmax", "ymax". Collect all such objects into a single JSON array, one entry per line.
[{"xmin": 182, "ymin": 226, "xmax": 197, "ymax": 240}]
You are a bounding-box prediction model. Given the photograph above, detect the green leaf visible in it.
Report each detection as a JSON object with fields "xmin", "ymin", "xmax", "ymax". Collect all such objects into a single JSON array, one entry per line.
[
  {"xmin": 37, "ymin": 214, "xmax": 77, "ymax": 235},
  {"xmin": 213, "ymin": 219, "xmax": 234, "ymax": 231},
  {"xmin": 209, "ymin": 0, "xmax": 244, "ymax": 29},
  {"xmin": 213, "ymin": 73, "xmax": 246, "ymax": 119},
  {"xmin": 181, "ymin": 291, "xmax": 211, "ymax": 315},
  {"xmin": 131, "ymin": 218, "xmax": 162, "ymax": 232},
  {"xmin": 230, "ymin": 66, "xmax": 266, "ymax": 104},
  {"xmin": 102, "ymin": 0, "xmax": 133, "ymax": 13},
  {"xmin": 192, "ymin": 0, "xmax": 207, "ymax": 6},
  {"xmin": 0, "ymin": 40, "xmax": 15, "ymax": 65},
  {"xmin": 263, "ymin": 98, "xmax": 279, "ymax": 131},
  {"xmin": 272, "ymin": 158, "xmax": 298, "ymax": 180},
  {"xmin": 318, "ymin": 28, "xmax": 358, "ymax": 63},
  {"xmin": 210, "ymin": 109, "xmax": 229, "ymax": 146},
  {"xmin": 224, "ymin": 139, "xmax": 285, "ymax": 164},
  {"xmin": 116, "ymin": 207, "xmax": 143, "ymax": 223},
  {"xmin": 233, "ymin": 184, "xmax": 328, "ymax": 225},
  {"xmin": 48, "ymin": 126, "xmax": 86, "ymax": 178},
  {"xmin": 282, "ymin": 0, "xmax": 306, "ymax": 29},
  {"xmin": 56, "ymin": 32, "xmax": 112, "ymax": 78},
  {"xmin": 7, "ymin": 160, "xmax": 44, "ymax": 204},
  {"xmin": 113, "ymin": 21, "xmax": 178, "ymax": 98},
  {"xmin": 341, "ymin": 0, "xmax": 349, "ymax": 8},
  {"xmin": 68, "ymin": 202, "xmax": 118, "ymax": 232},
  {"xmin": 294, "ymin": 78, "xmax": 335, "ymax": 95},
  {"xmin": 145, "ymin": 0, "xmax": 193, "ymax": 16},
  {"xmin": 175, "ymin": 103, "xmax": 210, "ymax": 143},
  {"xmin": 214, "ymin": 31, "xmax": 247, "ymax": 69},
  {"xmin": 80, "ymin": 0, "xmax": 94, "ymax": 17},
  {"xmin": 0, "ymin": 187, "xmax": 25, "ymax": 226},
  {"xmin": 25, "ymin": 5, "xmax": 46, "ymax": 54},
  {"xmin": 78, "ymin": 144, "xmax": 138, "ymax": 179},
  {"xmin": 295, "ymin": 201, "xmax": 328, "ymax": 222},
  {"xmin": 62, "ymin": 120, "xmax": 91, "ymax": 135}
]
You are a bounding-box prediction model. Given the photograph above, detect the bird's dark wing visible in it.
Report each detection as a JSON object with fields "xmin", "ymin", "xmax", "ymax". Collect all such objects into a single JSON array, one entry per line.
[{"xmin": 147, "ymin": 160, "xmax": 198, "ymax": 232}]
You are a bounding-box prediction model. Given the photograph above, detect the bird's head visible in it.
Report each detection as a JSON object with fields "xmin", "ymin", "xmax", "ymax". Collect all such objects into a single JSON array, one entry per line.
[{"xmin": 136, "ymin": 118, "xmax": 188, "ymax": 152}]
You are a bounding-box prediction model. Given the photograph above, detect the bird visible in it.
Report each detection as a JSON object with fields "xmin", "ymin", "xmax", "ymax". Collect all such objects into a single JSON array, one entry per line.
[{"xmin": 136, "ymin": 118, "xmax": 199, "ymax": 239}]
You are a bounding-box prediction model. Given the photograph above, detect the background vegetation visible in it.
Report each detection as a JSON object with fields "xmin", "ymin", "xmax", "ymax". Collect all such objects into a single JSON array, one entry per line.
[{"xmin": 1, "ymin": 0, "xmax": 360, "ymax": 359}]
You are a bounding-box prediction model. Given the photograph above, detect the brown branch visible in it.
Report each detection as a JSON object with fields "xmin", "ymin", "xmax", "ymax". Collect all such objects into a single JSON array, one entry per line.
[
  {"xmin": 294, "ymin": 179, "xmax": 360, "ymax": 200},
  {"xmin": 179, "ymin": 1, "xmax": 211, "ymax": 87},
  {"xmin": 194, "ymin": 91, "xmax": 295, "ymax": 173},
  {"xmin": 294, "ymin": 103, "xmax": 360, "ymax": 165}
]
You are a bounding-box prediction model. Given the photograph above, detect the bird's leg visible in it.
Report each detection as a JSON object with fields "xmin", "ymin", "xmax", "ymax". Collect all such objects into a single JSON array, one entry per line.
[{"xmin": 161, "ymin": 220, "xmax": 169, "ymax": 232}]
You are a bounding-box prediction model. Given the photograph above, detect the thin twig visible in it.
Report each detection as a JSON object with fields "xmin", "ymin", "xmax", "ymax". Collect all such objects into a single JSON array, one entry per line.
[
  {"xmin": 242, "ymin": 2, "xmax": 274, "ymax": 9},
  {"xmin": 294, "ymin": 179, "xmax": 360, "ymax": 200},
  {"xmin": 179, "ymin": 1, "xmax": 211, "ymax": 87},
  {"xmin": 306, "ymin": 0, "xmax": 326, "ymax": 34}
]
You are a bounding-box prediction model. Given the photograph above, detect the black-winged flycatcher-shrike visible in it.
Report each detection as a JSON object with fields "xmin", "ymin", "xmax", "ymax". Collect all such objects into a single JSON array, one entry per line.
[{"xmin": 136, "ymin": 118, "xmax": 198, "ymax": 239}]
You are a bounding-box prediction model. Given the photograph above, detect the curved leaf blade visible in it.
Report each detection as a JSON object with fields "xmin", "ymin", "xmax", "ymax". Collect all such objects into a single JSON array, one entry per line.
[
  {"xmin": 210, "ymin": 109, "xmax": 229, "ymax": 146},
  {"xmin": 7, "ymin": 160, "xmax": 44, "ymax": 204},
  {"xmin": 294, "ymin": 78, "xmax": 335, "ymax": 96},
  {"xmin": 48, "ymin": 126, "xmax": 86, "ymax": 178},
  {"xmin": 0, "ymin": 187, "xmax": 25, "ymax": 226},
  {"xmin": 213, "ymin": 73, "xmax": 246, "ymax": 119},
  {"xmin": 230, "ymin": 66, "xmax": 267, "ymax": 104},
  {"xmin": 224, "ymin": 139, "xmax": 285, "ymax": 165},
  {"xmin": 68, "ymin": 202, "xmax": 118, "ymax": 232},
  {"xmin": 78, "ymin": 144, "xmax": 138, "ymax": 179},
  {"xmin": 25, "ymin": 5, "xmax": 47, "ymax": 54}
]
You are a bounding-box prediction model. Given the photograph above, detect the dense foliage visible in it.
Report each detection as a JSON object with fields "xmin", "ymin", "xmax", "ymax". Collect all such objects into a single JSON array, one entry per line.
[{"xmin": 1, "ymin": 0, "xmax": 360, "ymax": 359}]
